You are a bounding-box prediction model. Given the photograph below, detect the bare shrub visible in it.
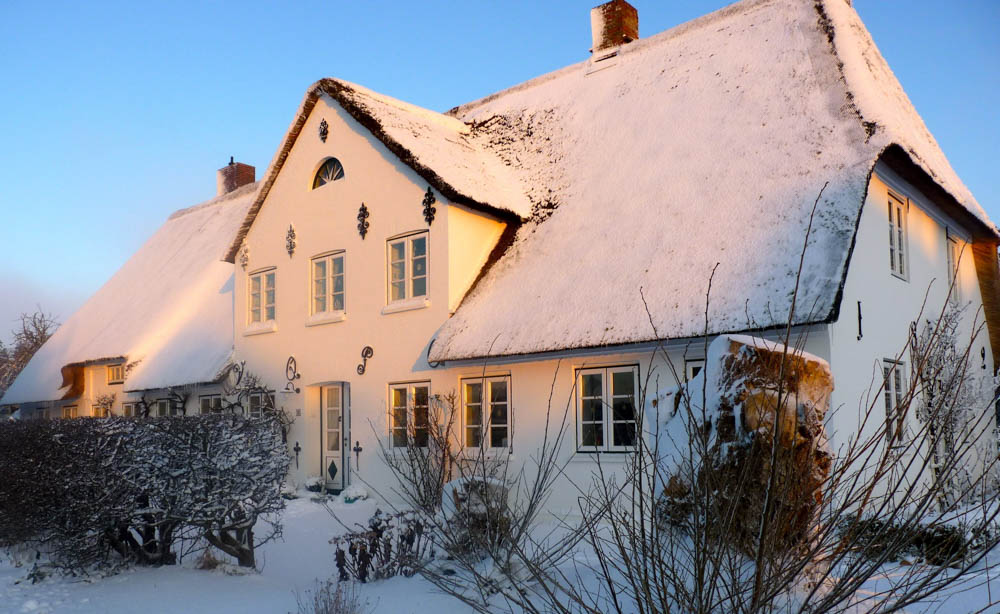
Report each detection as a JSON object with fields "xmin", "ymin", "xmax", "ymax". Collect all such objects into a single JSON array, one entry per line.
[{"xmin": 295, "ymin": 578, "xmax": 367, "ymax": 614}]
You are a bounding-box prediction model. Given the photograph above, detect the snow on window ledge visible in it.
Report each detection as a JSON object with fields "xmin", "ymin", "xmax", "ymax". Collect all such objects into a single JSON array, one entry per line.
[
  {"xmin": 381, "ymin": 297, "xmax": 430, "ymax": 315},
  {"xmin": 305, "ymin": 310, "xmax": 347, "ymax": 327},
  {"xmin": 243, "ymin": 320, "xmax": 278, "ymax": 336},
  {"xmin": 569, "ymin": 451, "xmax": 632, "ymax": 463}
]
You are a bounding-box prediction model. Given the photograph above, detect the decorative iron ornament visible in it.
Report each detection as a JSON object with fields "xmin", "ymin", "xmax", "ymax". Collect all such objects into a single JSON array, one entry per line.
[
  {"xmin": 283, "ymin": 356, "xmax": 301, "ymax": 394},
  {"xmin": 352, "ymin": 440, "xmax": 364, "ymax": 470},
  {"xmin": 239, "ymin": 242, "xmax": 249, "ymax": 270},
  {"xmin": 356, "ymin": 346, "xmax": 374, "ymax": 375},
  {"xmin": 422, "ymin": 187, "xmax": 437, "ymax": 225},
  {"xmin": 318, "ymin": 118, "xmax": 329, "ymax": 143},
  {"xmin": 357, "ymin": 202, "xmax": 370, "ymax": 239},
  {"xmin": 286, "ymin": 224, "xmax": 296, "ymax": 257}
]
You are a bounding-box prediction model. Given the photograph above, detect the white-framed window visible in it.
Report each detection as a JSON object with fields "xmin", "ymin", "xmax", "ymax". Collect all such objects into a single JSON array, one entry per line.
[
  {"xmin": 883, "ymin": 359, "xmax": 907, "ymax": 444},
  {"xmin": 388, "ymin": 382, "xmax": 430, "ymax": 448},
  {"xmin": 685, "ymin": 359, "xmax": 705, "ymax": 381},
  {"xmin": 462, "ymin": 375, "xmax": 512, "ymax": 449},
  {"xmin": 92, "ymin": 404, "xmax": 109, "ymax": 418},
  {"xmin": 888, "ymin": 191, "xmax": 908, "ymax": 279},
  {"xmin": 249, "ymin": 268, "xmax": 276, "ymax": 323},
  {"xmin": 577, "ymin": 365, "xmax": 639, "ymax": 452},
  {"xmin": 153, "ymin": 399, "xmax": 182, "ymax": 417},
  {"xmin": 311, "ymin": 252, "xmax": 346, "ymax": 315},
  {"xmin": 107, "ymin": 364, "xmax": 125, "ymax": 385},
  {"xmin": 199, "ymin": 394, "xmax": 223, "ymax": 415},
  {"xmin": 946, "ymin": 232, "xmax": 962, "ymax": 306},
  {"xmin": 248, "ymin": 392, "xmax": 274, "ymax": 418},
  {"xmin": 122, "ymin": 402, "xmax": 137, "ymax": 417},
  {"xmin": 62, "ymin": 405, "xmax": 78, "ymax": 419},
  {"xmin": 387, "ymin": 232, "xmax": 428, "ymax": 303}
]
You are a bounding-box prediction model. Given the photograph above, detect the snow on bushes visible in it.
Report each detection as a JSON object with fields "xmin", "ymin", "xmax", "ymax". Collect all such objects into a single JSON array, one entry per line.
[{"xmin": 0, "ymin": 412, "xmax": 290, "ymax": 574}]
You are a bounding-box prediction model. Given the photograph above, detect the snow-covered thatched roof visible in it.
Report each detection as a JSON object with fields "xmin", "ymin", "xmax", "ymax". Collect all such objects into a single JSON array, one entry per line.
[
  {"xmin": 425, "ymin": 0, "xmax": 997, "ymax": 361},
  {"xmin": 2, "ymin": 183, "xmax": 258, "ymax": 405}
]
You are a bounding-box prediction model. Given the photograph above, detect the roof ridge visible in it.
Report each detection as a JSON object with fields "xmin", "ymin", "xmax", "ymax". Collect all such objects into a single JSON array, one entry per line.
[{"xmin": 167, "ymin": 180, "xmax": 260, "ymax": 221}]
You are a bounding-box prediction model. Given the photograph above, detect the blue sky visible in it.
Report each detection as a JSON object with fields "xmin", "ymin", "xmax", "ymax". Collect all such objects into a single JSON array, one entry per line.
[{"xmin": 0, "ymin": 1, "xmax": 996, "ymax": 339}]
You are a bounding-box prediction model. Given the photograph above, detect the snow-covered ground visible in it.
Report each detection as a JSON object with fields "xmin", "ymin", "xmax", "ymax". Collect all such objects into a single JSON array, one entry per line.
[{"xmin": 3, "ymin": 494, "xmax": 999, "ymax": 613}]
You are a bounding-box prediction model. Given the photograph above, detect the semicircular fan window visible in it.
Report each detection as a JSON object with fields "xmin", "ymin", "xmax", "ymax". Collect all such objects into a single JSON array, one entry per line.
[{"xmin": 312, "ymin": 157, "xmax": 345, "ymax": 189}]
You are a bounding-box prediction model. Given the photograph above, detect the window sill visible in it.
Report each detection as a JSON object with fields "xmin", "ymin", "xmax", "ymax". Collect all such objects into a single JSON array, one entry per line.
[
  {"xmin": 305, "ymin": 311, "xmax": 346, "ymax": 327},
  {"xmin": 570, "ymin": 451, "xmax": 633, "ymax": 464},
  {"xmin": 243, "ymin": 321, "xmax": 278, "ymax": 336},
  {"xmin": 381, "ymin": 297, "xmax": 430, "ymax": 315},
  {"xmin": 890, "ymin": 271, "xmax": 908, "ymax": 282}
]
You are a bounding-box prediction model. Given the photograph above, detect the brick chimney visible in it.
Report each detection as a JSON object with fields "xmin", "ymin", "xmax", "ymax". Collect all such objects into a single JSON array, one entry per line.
[
  {"xmin": 216, "ymin": 157, "xmax": 255, "ymax": 196},
  {"xmin": 590, "ymin": 0, "xmax": 638, "ymax": 54}
]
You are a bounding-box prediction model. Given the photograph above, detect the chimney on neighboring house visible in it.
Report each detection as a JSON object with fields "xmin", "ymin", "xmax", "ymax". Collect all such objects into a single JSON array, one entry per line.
[
  {"xmin": 590, "ymin": 0, "xmax": 639, "ymax": 54},
  {"xmin": 216, "ymin": 156, "xmax": 255, "ymax": 196}
]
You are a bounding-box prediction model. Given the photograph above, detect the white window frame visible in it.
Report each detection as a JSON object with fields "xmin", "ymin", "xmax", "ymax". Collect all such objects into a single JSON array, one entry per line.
[
  {"xmin": 310, "ymin": 251, "xmax": 346, "ymax": 316},
  {"xmin": 199, "ymin": 394, "xmax": 223, "ymax": 415},
  {"xmin": 883, "ymin": 359, "xmax": 907, "ymax": 445},
  {"xmin": 388, "ymin": 382, "xmax": 431, "ymax": 448},
  {"xmin": 946, "ymin": 232, "xmax": 962, "ymax": 306},
  {"xmin": 62, "ymin": 405, "xmax": 78, "ymax": 419},
  {"xmin": 461, "ymin": 375, "xmax": 512, "ymax": 450},
  {"xmin": 248, "ymin": 268, "xmax": 276, "ymax": 324},
  {"xmin": 107, "ymin": 364, "xmax": 125, "ymax": 385},
  {"xmin": 386, "ymin": 232, "xmax": 428, "ymax": 304},
  {"xmin": 576, "ymin": 365, "xmax": 640, "ymax": 453},
  {"xmin": 888, "ymin": 191, "xmax": 909, "ymax": 280},
  {"xmin": 247, "ymin": 392, "xmax": 274, "ymax": 418},
  {"xmin": 122, "ymin": 402, "xmax": 137, "ymax": 418}
]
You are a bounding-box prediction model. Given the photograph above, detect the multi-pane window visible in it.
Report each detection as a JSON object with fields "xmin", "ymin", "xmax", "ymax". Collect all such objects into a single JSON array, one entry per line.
[
  {"xmin": 946, "ymin": 234, "xmax": 961, "ymax": 306},
  {"xmin": 248, "ymin": 392, "xmax": 274, "ymax": 418},
  {"xmin": 389, "ymin": 383, "xmax": 430, "ymax": 448},
  {"xmin": 62, "ymin": 405, "xmax": 78, "ymax": 419},
  {"xmin": 884, "ymin": 360, "xmax": 906, "ymax": 444},
  {"xmin": 199, "ymin": 394, "xmax": 223, "ymax": 415},
  {"xmin": 312, "ymin": 157, "xmax": 345, "ymax": 189},
  {"xmin": 122, "ymin": 402, "xmax": 137, "ymax": 417},
  {"xmin": 888, "ymin": 192, "xmax": 907, "ymax": 278},
  {"xmin": 249, "ymin": 269, "xmax": 276, "ymax": 323},
  {"xmin": 93, "ymin": 404, "xmax": 109, "ymax": 418},
  {"xmin": 577, "ymin": 366, "xmax": 639, "ymax": 452},
  {"xmin": 387, "ymin": 233, "xmax": 428, "ymax": 303},
  {"xmin": 685, "ymin": 359, "xmax": 705, "ymax": 381},
  {"xmin": 311, "ymin": 252, "xmax": 346, "ymax": 314},
  {"xmin": 154, "ymin": 399, "xmax": 178, "ymax": 417},
  {"xmin": 107, "ymin": 364, "xmax": 125, "ymax": 384},
  {"xmin": 462, "ymin": 376, "xmax": 511, "ymax": 449}
]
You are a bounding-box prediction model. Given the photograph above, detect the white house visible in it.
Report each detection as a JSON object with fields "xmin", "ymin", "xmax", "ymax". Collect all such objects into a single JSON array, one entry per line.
[
  {"xmin": 6, "ymin": 0, "xmax": 998, "ymax": 510},
  {"xmin": 1, "ymin": 162, "xmax": 258, "ymax": 418}
]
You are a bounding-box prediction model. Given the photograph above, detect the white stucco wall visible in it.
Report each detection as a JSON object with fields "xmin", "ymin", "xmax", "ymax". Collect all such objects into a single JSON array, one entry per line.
[
  {"xmin": 826, "ymin": 165, "xmax": 995, "ymax": 479},
  {"xmin": 233, "ymin": 95, "xmax": 506, "ymax": 493}
]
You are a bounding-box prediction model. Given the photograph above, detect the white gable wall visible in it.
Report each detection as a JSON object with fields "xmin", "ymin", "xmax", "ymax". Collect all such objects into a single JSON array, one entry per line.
[
  {"xmin": 234, "ymin": 95, "xmax": 506, "ymax": 490},
  {"xmin": 827, "ymin": 168, "xmax": 995, "ymax": 480}
]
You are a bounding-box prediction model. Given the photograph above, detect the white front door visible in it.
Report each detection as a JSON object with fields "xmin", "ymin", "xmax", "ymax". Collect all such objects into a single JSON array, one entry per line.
[{"xmin": 321, "ymin": 385, "xmax": 348, "ymax": 491}]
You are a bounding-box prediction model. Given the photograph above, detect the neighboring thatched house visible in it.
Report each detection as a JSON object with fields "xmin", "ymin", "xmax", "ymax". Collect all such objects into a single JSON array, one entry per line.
[{"xmin": 1, "ymin": 165, "xmax": 258, "ymax": 419}]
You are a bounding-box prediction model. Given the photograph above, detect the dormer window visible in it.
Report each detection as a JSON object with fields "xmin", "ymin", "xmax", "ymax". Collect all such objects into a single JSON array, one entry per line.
[
  {"xmin": 312, "ymin": 158, "xmax": 345, "ymax": 189},
  {"xmin": 107, "ymin": 363, "xmax": 125, "ymax": 385}
]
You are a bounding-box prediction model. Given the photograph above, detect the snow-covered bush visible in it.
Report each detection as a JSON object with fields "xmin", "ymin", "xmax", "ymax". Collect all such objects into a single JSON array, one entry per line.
[
  {"xmin": 330, "ymin": 509, "xmax": 432, "ymax": 582},
  {"xmin": 0, "ymin": 411, "xmax": 290, "ymax": 573}
]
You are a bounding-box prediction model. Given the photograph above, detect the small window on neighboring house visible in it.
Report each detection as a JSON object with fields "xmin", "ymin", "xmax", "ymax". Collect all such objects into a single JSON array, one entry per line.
[
  {"xmin": 883, "ymin": 359, "xmax": 907, "ymax": 444},
  {"xmin": 199, "ymin": 394, "xmax": 223, "ymax": 415},
  {"xmin": 312, "ymin": 157, "xmax": 345, "ymax": 189},
  {"xmin": 122, "ymin": 402, "xmax": 137, "ymax": 417},
  {"xmin": 107, "ymin": 364, "xmax": 125, "ymax": 385},
  {"xmin": 685, "ymin": 359, "xmax": 705, "ymax": 381},
  {"xmin": 462, "ymin": 376, "xmax": 512, "ymax": 449},
  {"xmin": 249, "ymin": 269, "xmax": 276, "ymax": 323},
  {"xmin": 311, "ymin": 252, "xmax": 346, "ymax": 314},
  {"xmin": 92, "ymin": 404, "xmax": 109, "ymax": 418},
  {"xmin": 248, "ymin": 392, "xmax": 274, "ymax": 418},
  {"xmin": 387, "ymin": 232, "xmax": 428, "ymax": 303},
  {"xmin": 888, "ymin": 192, "xmax": 908, "ymax": 278},
  {"xmin": 62, "ymin": 405, "xmax": 78, "ymax": 419},
  {"xmin": 577, "ymin": 365, "xmax": 639, "ymax": 452},
  {"xmin": 389, "ymin": 382, "xmax": 430, "ymax": 448},
  {"xmin": 947, "ymin": 233, "xmax": 961, "ymax": 306}
]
